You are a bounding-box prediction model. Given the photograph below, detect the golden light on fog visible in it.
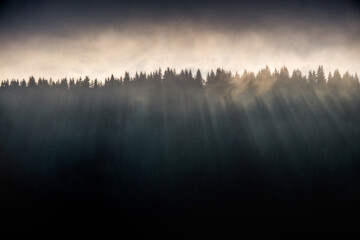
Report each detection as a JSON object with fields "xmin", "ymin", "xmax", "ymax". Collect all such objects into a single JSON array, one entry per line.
[{"xmin": 0, "ymin": 23, "xmax": 359, "ymax": 80}]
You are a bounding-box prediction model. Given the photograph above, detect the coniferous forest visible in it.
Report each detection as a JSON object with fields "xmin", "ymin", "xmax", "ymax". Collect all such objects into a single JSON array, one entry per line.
[{"xmin": 1, "ymin": 66, "xmax": 360, "ymax": 236}]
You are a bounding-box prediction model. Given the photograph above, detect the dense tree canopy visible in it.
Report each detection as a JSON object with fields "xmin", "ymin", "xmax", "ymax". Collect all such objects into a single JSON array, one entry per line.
[
  {"xmin": 2, "ymin": 67, "xmax": 358, "ymax": 95},
  {"xmin": 0, "ymin": 66, "xmax": 359, "ymax": 235}
]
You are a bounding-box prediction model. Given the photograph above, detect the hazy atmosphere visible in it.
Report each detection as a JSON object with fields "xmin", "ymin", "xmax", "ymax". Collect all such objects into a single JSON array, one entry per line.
[
  {"xmin": 1, "ymin": 0, "xmax": 360, "ymax": 237},
  {"xmin": 1, "ymin": 0, "xmax": 359, "ymax": 80}
]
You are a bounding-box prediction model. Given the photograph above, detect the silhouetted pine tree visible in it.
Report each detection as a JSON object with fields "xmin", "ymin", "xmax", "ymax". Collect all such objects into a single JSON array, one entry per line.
[
  {"xmin": 20, "ymin": 79, "xmax": 27, "ymax": 88},
  {"xmin": 308, "ymin": 70, "xmax": 316, "ymax": 86},
  {"xmin": 60, "ymin": 78, "xmax": 68, "ymax": 90},
  {"xmin": 291, "ymin": 69, "xmax": 306, "ymax": 88},
  {"xmin": 327, "ymin": 69, "xmax": 342, "ymax": 92},
  {"xmin": 194, "ymin": 69, "xmax": 204, "ymax": 88},
  {"xmin": 123, "ymin": 72, "xmax": 130, "ymax": 85},
  {"xmin": 28, "ymin": 76, "xmax": 37, "ymax": 88},
  {"xmin": 93, "ymin": 79, "xmax": 99, "ymax": 89},
  {"xmin": 316, "ymin": 65, "xmax": 326, "ymax": 88}
]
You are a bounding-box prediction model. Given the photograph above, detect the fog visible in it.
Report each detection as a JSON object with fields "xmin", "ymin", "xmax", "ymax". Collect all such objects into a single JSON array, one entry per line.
[
  {"xmin": 1, "ymin": 64, "xmax": 360, "ymax": 234},
  {"xmin": 1, "ymin": 0, "xmax": 360, "ymax": 236},
  {"xmin": 1, "ymin": 21, "xmax": 359, "ymax": 80}
]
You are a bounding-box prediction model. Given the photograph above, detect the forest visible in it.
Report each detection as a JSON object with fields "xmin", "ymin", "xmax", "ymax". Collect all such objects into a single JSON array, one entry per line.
[{"xmin": 1, "ymin": 65, "xmax": 360, "ymax": 236}]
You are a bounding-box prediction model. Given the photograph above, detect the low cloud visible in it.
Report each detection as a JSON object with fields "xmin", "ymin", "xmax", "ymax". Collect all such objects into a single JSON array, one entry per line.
[{"xmin": 0, "ymin": 21, "xmax": 359, "ymax": 80}]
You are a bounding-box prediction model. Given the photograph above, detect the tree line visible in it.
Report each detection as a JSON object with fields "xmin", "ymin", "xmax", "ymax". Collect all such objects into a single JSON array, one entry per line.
[
  {"xmin": 1, "ymin": 65, "xmax": 360, "ymax": 232},
  {"xmin": 1, "ymin": 66, "xmax": 359, "ymax": 95}
]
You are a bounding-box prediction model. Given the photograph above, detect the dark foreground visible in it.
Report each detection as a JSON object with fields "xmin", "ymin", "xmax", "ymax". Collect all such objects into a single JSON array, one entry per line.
[{"xmin": 1, "ymin": 72, "xmax": 360, "ymax": 237}]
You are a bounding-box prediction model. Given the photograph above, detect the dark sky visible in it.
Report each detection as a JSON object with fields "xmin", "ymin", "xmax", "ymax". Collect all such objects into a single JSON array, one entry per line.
[{"xmin": 1, "ymin": 0, "xmax": 359, "ymax": 34}]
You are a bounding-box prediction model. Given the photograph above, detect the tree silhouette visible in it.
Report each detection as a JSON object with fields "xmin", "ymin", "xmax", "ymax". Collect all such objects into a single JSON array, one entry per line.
[
  {"xmin": 0, "ymin": 66, "xmax": 358, "ymax": 97},
  {"xmin": 123, "ymin": 72, "xmax": 130, "ymax": 85},
  {"xmin": 291, "ymin": 69, "xmax": 306, "ymax": 88},
  {"xmin": 69, "ymin": 78, "xmax": 75, "ymax": 90},
  {"xmin": 308, "ymin": 70, "xmax": 316, "ymax": 86},
  {"xmin": 1, "ymin": 65, "xmax": 360, "ymax": 235},
  {"xmin": 10, "ymin": 79, "xmax": 20, "ymax": 88},
  {"xmin": 194, "ymin": 69, "xmax": 204, "ymax": 88},
  {"xmin": 20, "ymin": 79, "xmax": 27, "ymax": 88},
  {"xmin": 60, "ymin": 78, "xmax": 68, "ymax": 90},
  {"xmin": 316, "ymin": 65, "xmax": 326, "ymax": 88},
  {"xmin": 327, "ymin": 69, "xmax": 342, "ymax": 92},
  {"xmin": 82, "ymin": 76, "xmax": 90, "ymax": 88},
  {"xmin": 94, "ymin": 79, "xmax": 99, "ymax": 89},
  {"xmin": 28, "ymin": 76, "xmax": 37, "ymax": 88}
]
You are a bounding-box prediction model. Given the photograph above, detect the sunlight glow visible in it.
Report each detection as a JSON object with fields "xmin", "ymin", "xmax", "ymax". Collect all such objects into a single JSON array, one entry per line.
[{"xmin": 0, "ymin": 23, "xmax": 359, "ymax": 80}]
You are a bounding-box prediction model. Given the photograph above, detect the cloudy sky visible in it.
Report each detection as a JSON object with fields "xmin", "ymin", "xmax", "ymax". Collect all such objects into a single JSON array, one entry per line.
[{"xmin": 0, "ymin": 0, "xmax": 359, "ymax": 80}]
